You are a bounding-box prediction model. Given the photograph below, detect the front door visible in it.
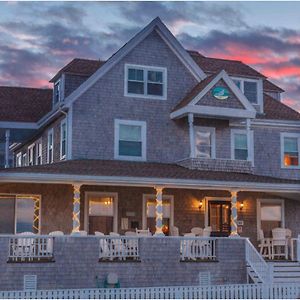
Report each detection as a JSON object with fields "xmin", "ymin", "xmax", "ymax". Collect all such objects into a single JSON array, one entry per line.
[{"xmin": 208, "ymin": 201, "xmax": 231, "ymax": 237}]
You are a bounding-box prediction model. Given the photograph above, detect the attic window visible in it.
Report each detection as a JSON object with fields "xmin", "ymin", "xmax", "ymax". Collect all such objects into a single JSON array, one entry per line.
[{"xmin": 53, "ymin": 81, "xmax": 60, "ymax": 104}]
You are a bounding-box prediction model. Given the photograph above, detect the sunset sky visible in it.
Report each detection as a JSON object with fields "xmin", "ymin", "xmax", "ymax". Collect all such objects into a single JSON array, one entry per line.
[{"xmin": 0, "ymin": 1, "xmax": 300, "ymax": 111}]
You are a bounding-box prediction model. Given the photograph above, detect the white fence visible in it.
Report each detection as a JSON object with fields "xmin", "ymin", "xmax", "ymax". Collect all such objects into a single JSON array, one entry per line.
[
  {"xmin": 99, "ymin": 237, "xmax": 140, "ymax": 261},
  {"xmin": 0, "ymin": 283, "xmax": 300, "ymax": 299},
  {"xmin": 8, "ymin": 236, "xmax": 54, "ymax": 262},
  {"xmin": 180, "ymin": 237, "xmax": 216, "ymax": 261}
]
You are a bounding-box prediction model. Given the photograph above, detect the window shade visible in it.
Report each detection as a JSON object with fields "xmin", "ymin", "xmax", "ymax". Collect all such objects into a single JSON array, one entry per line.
[{"xmin": 261, "ymin": 205, "xmax": 281, "ymax": 221}]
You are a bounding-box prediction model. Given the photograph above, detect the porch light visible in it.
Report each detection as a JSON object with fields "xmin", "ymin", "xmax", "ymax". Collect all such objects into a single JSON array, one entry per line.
[
  {"xmin": 198, "ymin": 200, "xmax": 203, "ymax": 210},
  {"xmin": 240, "ymin": 201, "xmax": 244, "ymax": 211}
]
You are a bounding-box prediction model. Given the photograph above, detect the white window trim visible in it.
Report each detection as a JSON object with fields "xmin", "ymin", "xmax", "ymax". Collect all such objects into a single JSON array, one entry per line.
[
  {"xmin": 16, "ymin": 152, "xmax": 22, "ymax": 167},
  {"xmin": 142, "ymin": 194, "xmax": 174, "ymax": 230},
  {"xmin": 36, "ymin": 139, "xmax": 42, "ymax": 165},
  {"xmin": 28, "ymin": 143, "xmax": 35, "ymax": 166},
  {"xmin": 230, "ymin": 129, "xmax": 254, "ymax": 164},
  {"xmin": 84, "ymin": 192, "xmax": 118, "ymax": 233},
  {"xmin": 256, "ymin": 198, "xmax": 285, "ymax": 241},
  {"xmin": 60, "ymin": 119, "xmax": 67, "ymax": 160},
  {"xmin": 124, "ymin": 64, "xmax": 167, "ymax": 100},
  {"xmin": 193, "ymin": 126, "xmax": 216, "ymax": 159},
  {"xmin": 280, "ymin": 132, "xmax": 300, "ymax": 169},
  {"xmin": 114, "ymin": 119, "xmax": 147, "ymax": 161},
  {"xmin": 47, "ymin": 128, "xmax": 54, "ymax": 164},
  {"xmin": 22, "ymin": 153, "xmax": 27, "ymax": 167}
]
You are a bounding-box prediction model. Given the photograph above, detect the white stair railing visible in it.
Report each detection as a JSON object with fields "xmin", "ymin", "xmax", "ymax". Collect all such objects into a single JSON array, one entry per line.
[{"xmin": 245, "ymin": 238, "xmax": 271, "ymax": 284}]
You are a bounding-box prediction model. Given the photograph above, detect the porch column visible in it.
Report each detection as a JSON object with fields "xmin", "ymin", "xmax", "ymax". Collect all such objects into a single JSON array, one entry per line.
[
  {"xmin": 72, "ymin": 183, "xmax": 81, "ymax": 233},
  {"xmin": 246, "ymin": 119, "xmax": 251, "ymax": 161},
  {"xmin": 188, "ymin": 113, "xmax": 195, "ymax": 158},
  {"xmin": 5, "ymin": 129, "xmax": 10, "ymax": 168},
  {"xmin": 230, "ymin": 190, "xmax": 239, "ymax": 236},
  {"xmin": 154, "ymin": 186, "xmax": 164, "ymax": 236}
]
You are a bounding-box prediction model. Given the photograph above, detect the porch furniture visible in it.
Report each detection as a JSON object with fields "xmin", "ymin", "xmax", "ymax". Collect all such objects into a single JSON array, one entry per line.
[
  {"xmin": 203, "ymin": 227, "xmax": 212, "ymax": 237},
  {"xmin": 272, "ymin": 228, "xmax": 288, "ymax": 260},
  {"xmin": 49, "ymin": 231, "xmax": 64, "ymax": 236},
  {"xmin": 95, "ymin": 231, "xmax": 105, "ymax": 236},
  {"xmin": 136, "ymin": 228, "xmax": 151, "ymax": 236},
  {"xmin": 184, "ymin": 233, "xmax": 196, "ymax": 237},
  {"xmin": 191, "ymin": 227, "xmax": 203, "ymax": 236},
  {"xmin": 170, "ymin": 226, "xmax": 179, "ymax": 236},
  {"xmin": 124, "ymin": 231, "xmax": 136, "ymax": 236},
  {"xmin": 258, "ymin": 229, "xmax": 272, "ymax": 259}
]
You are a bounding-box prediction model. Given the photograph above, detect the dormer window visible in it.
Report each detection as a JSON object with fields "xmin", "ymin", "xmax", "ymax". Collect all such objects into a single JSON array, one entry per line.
[
  {"xmin": 53, "ymin": 81, "xmax": 60, "ymax": 104},
  {"xmin": 124, "ymin": 64, "xmax": 167, "ymax": 100},
  {"xmin": 233, "ymin": 78, "xmax": 258, "ymax": 104}
]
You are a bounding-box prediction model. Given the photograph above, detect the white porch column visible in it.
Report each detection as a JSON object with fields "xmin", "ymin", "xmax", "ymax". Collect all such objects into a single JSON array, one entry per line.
[
  {"xmin": 72, "ymin": 184, "xmax": 81, "ymax": 233},
  {"xmin": 5, "ymin": 129, "xmax": 10, "ymax": 168},
  {"xmin": 230, "ymin": 190, "xmax": 239, "ymax": 236},
  {"xmin": 188, "ymin": 113, "xmax": 195, "ymax": 158},
  {"xmin": 246, "ymin": 119, "xmax": 251, "ymax": 161},
  {"xmin": 154, "ymin": 186, "xmax": 164, "ymax": 236}
]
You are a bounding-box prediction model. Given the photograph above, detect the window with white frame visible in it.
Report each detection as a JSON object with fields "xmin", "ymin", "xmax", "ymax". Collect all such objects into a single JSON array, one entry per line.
[
  {"xmin": 233, "ymin": 78, "xmax": 258, "ymax": 104},
  {"xmin": 36, "ymin": 140, "xmax": 42, "ymax": 165},
  {"xmin": 281, "ymin": 133, "xmax": 300, "ymax": 168},
  {"xmin": 28, "ymin": 144, "xmax": 35, "ymax": 166},
  {"xmin": 194, "ymin": 126, "xmax": 216, "ymax": 159},
  {"xmin": 125, "ymin": 64, "xmax": 167, "ymax": 99},
  {"xmin": 114, "ymin": 119, "xmax": 146, "ymax": 161},
  {"xmin": 22, "ymin": 153, "xmax": 27, "ymax": 166},
  {"xmin": 60, "ymin": 120, "xmax": 67, "ymax": 160},
  {"xmin": 16, "ymin": 152, "xmax": 22, "ymax": 167},
  {"xmin": 53, "ymin": 81, "xmax": 60, "ymax": 104},
  {"xmin": 47, "ymin": 129, "xmax": 54, "ymax": 164},
  {"xmin": 231, "ymin": 129, "xmax": 253, "ymax": 161}
]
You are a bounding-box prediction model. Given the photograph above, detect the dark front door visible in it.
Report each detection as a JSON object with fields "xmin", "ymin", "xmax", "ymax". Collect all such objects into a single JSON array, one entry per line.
[{"xmin": 208, "ymin": 201, "xmax": 231, "ymax": 237}]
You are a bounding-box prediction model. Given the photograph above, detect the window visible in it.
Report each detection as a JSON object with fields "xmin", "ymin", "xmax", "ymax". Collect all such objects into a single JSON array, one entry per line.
[
  {"xmin": 36, "ymin": 140, "xmax": 42, "ymax": 165},
  {"xmin": 22, "ymin": 153, "xmax": 27, "ymax": 167},
  {"xmin": 60, "ymin": 120, "xmax": 67, "ymax": 160},
  {"xmin": 0, "ymin": 195, "xmax": 40, "ymax": 234},
  {"xmin": 231, "ymin": 129, "xmax": 253, "ymax": 162},
  {"xmin": 16, "ymin": 153, "xmax": 22, "ymax": 167},
  {"xmin": 53, "ymin": 81, "xmax": 60, "ymax": 104},
  {"xmin": 194, "ymin": 126, "xmax": 216, "ymax": 159},
  {"xmin": 47, "ymin": 129, "xmax": 54, "ymax": 164},
  {"xmin": 125, "ymin": 64, "xmax": 167, "ymax": 99},
  {"xmin": 281, "ymin": 133, "xmax": 300, "ymax": 168},
  {"xmin": 233, "ymin": 78, "xmax": 258, "ymax": 104},
  {"xmin": 28, "ymin": 144, "xmax": 35, "ymax": 166},
  {"xmin": 114, "ymin": 119, "xmax": 146, "ymax": 161}
]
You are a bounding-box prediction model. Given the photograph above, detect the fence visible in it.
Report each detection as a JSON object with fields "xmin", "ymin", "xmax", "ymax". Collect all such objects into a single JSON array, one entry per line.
[
  {"xmin": 180, "ymin": 237, "xmax": 216, "ymax": 261},
  {"xmin": 0, "ymin": 283, "xmax": 300, "ymax": 299}
]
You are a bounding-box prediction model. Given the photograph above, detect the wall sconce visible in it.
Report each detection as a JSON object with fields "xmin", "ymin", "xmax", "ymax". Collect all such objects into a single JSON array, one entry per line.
[
  {"xmin": 240, "ymin": 201, "xmax": 244, "ymax": 211},
  {"xmin": 198, "ymin": 200, "xmax": 203, "ymax": 210}
]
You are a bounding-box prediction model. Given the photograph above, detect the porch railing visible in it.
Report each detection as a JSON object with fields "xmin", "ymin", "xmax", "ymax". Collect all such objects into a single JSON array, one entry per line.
[
  {"xmin": 245, "ymin": 238, "xmax": 271, "ymax": 284},
  {"xmin": 8, "ymin": 236, "xmax": 54, "ymax": 262},
  {"xmin": 180, "ymin": 237, "xmax": 216, "ymax": 261},
  {"xmin": 99, "ymin": 236, "xmax": 140, "ymax": 261}
]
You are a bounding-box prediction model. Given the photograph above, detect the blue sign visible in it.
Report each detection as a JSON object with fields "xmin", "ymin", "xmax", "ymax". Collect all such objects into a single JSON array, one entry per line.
[{"xmin": 212, "ymin": 86, "xmax": 229, "ymax": 100}]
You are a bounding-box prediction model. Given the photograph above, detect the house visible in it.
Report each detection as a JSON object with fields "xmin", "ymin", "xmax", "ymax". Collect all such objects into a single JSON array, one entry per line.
[{"xmin": 0, "ymin": 17, "xmax": 299, "ymax": 291}]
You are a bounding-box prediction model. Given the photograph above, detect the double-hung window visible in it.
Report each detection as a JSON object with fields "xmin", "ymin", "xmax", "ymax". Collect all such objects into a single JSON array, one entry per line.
[
  {"xmin": 114, "ymin": 119, "xmax": 146, "ymax": 161},
  {"xmin": 194, "ymin": 126, "xmax": 216, "ymax": 159},
  {"xmin": 28, "ymin": 144, "xmax": 35, "ymax": 166},
  {"xmin": 53, "ymin": 81, "xmax": 60, "ymax": 104},
  {"xmin": 125, "ymin": 64, "xmax": 167, "ymax": 99},
  {"xmin": 231, "ymin": 129, "xmax": 253, "ymax": 162},
  {"xmin": 281, "ymin": 133, "xmax": 300, "ymax": 168},
  {"xmin": 232, "ymin": 78, "xmax": 259, "ymax": 104},
  {"xmin": 47, "ymin": 129, "xmax": 54, "ymax": 164},
  {"xmin": 60, "ymin": 120, "xmax": 67, "ymax": 160},
  {"xmin": 16, "ymin": 153, "xmax": 22, "ymax": 167},
  {"xmin": 36, "ymin": 140, "xmax": 42, "ymax": 165},
  {"xmin": 22, "ymin": 153, "xmax": 27, "ymax": 167}
]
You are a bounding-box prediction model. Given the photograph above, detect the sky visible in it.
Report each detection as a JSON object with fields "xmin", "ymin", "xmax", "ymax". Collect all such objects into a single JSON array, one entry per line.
[{"xmin": 0, "ymin": 1, "xmax": 300, "ymax": 112}]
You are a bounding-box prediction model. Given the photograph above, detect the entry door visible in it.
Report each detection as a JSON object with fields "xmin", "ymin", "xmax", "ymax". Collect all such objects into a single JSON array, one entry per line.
[{"xmin": 208, "ymin": 201, "xmax": 231, "ymax": 237}]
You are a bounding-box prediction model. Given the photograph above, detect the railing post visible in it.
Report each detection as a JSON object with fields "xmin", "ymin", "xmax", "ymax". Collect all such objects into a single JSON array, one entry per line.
[{"xmin": 72, "ymin": 184, "xmax": 81, "ymax": 233}]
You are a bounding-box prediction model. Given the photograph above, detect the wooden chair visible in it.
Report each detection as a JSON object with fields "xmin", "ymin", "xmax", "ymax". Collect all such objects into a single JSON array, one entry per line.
[
  {"xmin": 258, "ymin": 229, "xmax": 272, "ymax": 259},
  {"xmin": 203, "ymin": 227, "xmax": 212, "ymax": 237},
  {"xmin": 169, "ymin": 226, "xmax": 179, "ymax": 236},
  {"xmin": 191, "ymin": 227, "xmax": 203, "ymax": 236},
  {"xmin": 272, "ymin": 228, "xmax": 288, "ymax": 260}
]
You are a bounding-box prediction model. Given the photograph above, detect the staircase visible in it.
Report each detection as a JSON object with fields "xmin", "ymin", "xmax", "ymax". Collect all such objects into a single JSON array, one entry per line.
[{"xmin": 271, "ymin": 262, "xmax": 300, "ymax": 283}]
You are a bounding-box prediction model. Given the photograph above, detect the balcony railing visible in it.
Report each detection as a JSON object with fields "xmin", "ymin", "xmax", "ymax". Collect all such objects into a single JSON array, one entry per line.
[
  {"xmin": 180, "ymin": 237, "xmax": 217, "ymax": 261},
  {"xmin": 8, "ymin": 236, "xmax": 54, "ymax": 262}
]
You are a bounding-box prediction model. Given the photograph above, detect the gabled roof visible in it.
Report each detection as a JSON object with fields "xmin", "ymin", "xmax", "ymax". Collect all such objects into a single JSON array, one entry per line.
[
  {"xmin": 263, "ymin": 79, "xmax": 284, "ymax": 93},
  {"xmin": 171, "ymin": 70, "xmax": 256, "ymax": 119},
  {"xmin": 50, "ymin": 59, "xmax": 106, "ymax": 83},
  {"xmin": 258, "ymin": 94, "xmax": 300, "ymax": 121},
  {"xmin": 0, "ymin": 86, "xmax": 52, "ymax": 123}
]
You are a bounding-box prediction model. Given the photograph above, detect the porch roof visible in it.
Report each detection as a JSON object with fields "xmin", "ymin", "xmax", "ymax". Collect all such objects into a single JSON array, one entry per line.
[{"xmin": 0, "ymin": 160, "xmax": 299, "ymax": 192}]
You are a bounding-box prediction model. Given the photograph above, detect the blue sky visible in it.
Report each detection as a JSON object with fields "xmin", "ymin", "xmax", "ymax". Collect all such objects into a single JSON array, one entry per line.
[{"xmin": 0, "ymin": 1, "xmax": 299, "ymax": 111}]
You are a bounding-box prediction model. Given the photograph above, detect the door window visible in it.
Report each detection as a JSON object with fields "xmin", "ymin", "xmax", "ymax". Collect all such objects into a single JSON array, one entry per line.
[{"xmin": 208, "ymin": 201, "xmax": 231, "ymax": 236}]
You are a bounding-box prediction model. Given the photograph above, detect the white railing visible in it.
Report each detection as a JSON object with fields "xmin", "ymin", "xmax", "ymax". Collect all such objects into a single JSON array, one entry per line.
[
  {"xmin": 180, "ymin": 237, "xmax": 216, "ymax": 261},
  {"xmin": 1, "ymin": 283, "xmax": 300, "ymax": 299},
  {"xmin": 99, "ymin": 237, "xmax": 140, "ymax": 261},
  {"xmin": 245, "ymin": 238, "xmax": 271, "ymax": 284},
  {"xmin": 8, "ymin": 236, "xmax": 54, "ymax": 262}
]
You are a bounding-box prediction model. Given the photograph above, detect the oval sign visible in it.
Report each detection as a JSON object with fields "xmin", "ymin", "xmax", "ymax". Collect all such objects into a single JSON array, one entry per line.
[{"xmin": 212, "ymin": 86, "xmax": 229, "ymax": 100}]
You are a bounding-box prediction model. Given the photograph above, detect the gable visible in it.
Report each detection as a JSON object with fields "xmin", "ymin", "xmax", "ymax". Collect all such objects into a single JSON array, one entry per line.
[{"xmin": 195, "ymin": 79, "xmax": 245, "ymax": 110}]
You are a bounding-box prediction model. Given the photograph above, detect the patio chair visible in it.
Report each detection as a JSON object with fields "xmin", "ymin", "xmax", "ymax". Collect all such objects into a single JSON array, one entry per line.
[
  {"xmin": 170, "ymin": 226, "xmax": 179, "ymax": 236},
  {"xmin": 258, "ymin": 229, "xmax": 272, "ymax": 259},
  {"xmin": 124, "ymin": 231, "xmax": 136, "ymax": 236},
  {"xmin": 94, "ymin": 231, "xmax": 105, "ymax": 236},
  {"xmin": 191, "ymin": 227, "xmax": 203, "ymax": 236},
  {"xmin": 203, "ymin": 227, "xmax": 212, "ymax": 237},
  {"xmin": 272, "ymin": 228, "xmax": 288, "ymax": 260},
  {"xmin": 136, "ymin": 228, "xmax": 151, "ymax": 236}
]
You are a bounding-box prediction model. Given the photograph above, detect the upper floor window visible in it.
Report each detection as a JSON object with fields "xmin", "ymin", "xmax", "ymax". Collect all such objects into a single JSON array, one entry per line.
[
  {"xmin": 114, "ymin": 119, "xmax": 146, "ymax": 161},
  {"xmin": 28, "ymin": 144, "xmax": 35, "ymax": 166},
  {"xmin": 281, "ymin": 133, "xmax": 300, "ymax": 168},
  {"xmin": 22, "ymin": 153, "xmax": 27, "ymax": 167},
  {"xmin": 16, "ymin": 153, "xmax": 22, "ymax": 167},
  {"xmin": 36, "ymin": 140, "xmax": 42, "ymax": 165},
  {"xmin": 231, "ymin": 129, "xmax": 253, "ymax": 162},
  {"xmin": 194, "ymin": 126, "xmax": 216, "ymax": 159},
  {"xmin": 124, "ymin": 64, "xmax": 167, "ymax": 100},
  {"xmin": 47, "ymin": 129, "xmax": 54, "ymax": 164},
  {"xmin": 53, "ymin": 81, "xmax": 60, "ymax": 104},
  {"xmin": 60, "ymin": 120, "xmax": 67, "ymax": 160},
  {"xmin": 233, "ymin": 78, "xmax": 258, "ymax": 104}
]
